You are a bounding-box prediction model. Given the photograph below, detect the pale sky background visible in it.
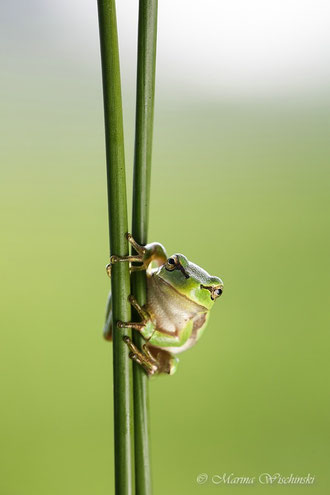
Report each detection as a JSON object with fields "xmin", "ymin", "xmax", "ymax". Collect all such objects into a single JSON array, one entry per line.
[
  {"xmin": 52, "ymin": 0, "xmax": 330, "ymax": 99},
  {"xmin": 1, "ymin": 0, "xmax": 330, "ymax": 103}
]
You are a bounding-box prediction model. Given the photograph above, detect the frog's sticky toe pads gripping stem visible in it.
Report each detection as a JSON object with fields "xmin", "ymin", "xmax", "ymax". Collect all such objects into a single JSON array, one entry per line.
[{"xmin": 105, "ymin": 235, "xmax": 146, "ymax": 275}]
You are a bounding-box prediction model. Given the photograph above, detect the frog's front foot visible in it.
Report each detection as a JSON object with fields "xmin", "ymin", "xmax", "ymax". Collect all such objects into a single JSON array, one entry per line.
[
  {"xmin": 123, "ymin": 336, "xmax": 158, "ymax": 376},
  {"xmin": 118, "ymin": 294, "xmax": 154, "ymax": 333},
  {"xmin": 105, "ymin": 233, "xmax": 148, "ymax": 277},
  {"xmin": 118, "ymin": 295, "xmax": 144, "ymax": 328}
]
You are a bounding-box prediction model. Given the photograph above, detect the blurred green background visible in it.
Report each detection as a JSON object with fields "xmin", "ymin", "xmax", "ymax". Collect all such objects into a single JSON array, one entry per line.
[{"xmin": 1, "ymin": 1, "xmax": 330, "ymax": 494}]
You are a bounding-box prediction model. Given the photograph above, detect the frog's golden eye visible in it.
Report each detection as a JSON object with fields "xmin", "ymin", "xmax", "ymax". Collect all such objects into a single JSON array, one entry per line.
[
  {"xmin": 200, "ymin": 284, "xmax": 223, "ymax": 300},
  {"xmin": 165, "ymin": 256, "xmax": 190, "ymax": 278},
  {"xmin": 165, "ymin": 257, "xmax": 177, "ymax": 271}
]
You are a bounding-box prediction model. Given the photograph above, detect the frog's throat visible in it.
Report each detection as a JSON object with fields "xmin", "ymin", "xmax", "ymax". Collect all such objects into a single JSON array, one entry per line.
[{"xmin": 148, "ymin": 273, "xmax": 208, "ymax": 312}]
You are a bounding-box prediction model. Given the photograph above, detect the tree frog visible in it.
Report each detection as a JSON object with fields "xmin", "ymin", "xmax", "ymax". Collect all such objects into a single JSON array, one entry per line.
[{"xmin": 104, "ymin": 233, "xmax": 224, "ymax": 376}]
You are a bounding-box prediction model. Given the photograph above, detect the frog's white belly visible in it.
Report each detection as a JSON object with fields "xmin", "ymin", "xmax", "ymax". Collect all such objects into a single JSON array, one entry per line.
[{"xmin": 146, "ymin": 274, "xmax": 205, "ymax": 335}]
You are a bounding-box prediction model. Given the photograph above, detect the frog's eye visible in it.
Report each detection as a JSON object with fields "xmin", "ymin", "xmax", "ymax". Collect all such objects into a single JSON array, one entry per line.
[
  {"xmin": 165, "ymin": 256, "xmax": 190, "ymax": 278},
  {"xmin": 165, "ymin": 257, "xmax": 177, "ymax": 271},
  {"xmin": 200, "ymin": 284, "xmax": 223, "ymax": 300}
]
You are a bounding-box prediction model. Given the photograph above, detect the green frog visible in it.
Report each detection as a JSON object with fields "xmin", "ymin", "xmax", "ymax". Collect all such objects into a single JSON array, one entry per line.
[{"xmin": 104, "ymin": 234, "xmax": 224, "ymax": 376}]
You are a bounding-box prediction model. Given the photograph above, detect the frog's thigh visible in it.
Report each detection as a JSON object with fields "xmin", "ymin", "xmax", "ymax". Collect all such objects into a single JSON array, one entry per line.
[{"xmin": 147, "ymin": 346, "xmax": 179, "ymax": 375}]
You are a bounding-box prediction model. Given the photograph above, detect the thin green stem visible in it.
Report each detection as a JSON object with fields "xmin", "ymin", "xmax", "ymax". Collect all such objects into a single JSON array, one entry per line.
[
  {"xmin": 131, "ymin": 1, "xmax": 158, "ymax": 494},
  {"xmin": 97, "ymin": 1, "xmax": 134, "ymax": 494}
]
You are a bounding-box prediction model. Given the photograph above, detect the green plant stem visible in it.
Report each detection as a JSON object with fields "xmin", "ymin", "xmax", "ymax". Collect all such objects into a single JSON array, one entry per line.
[
  {"xmin": 131, "ymin": 1, "xmax": 158, "ymax": 494},
  {"xmin": 97, "ymin": 1, "xmax": 134, "ymax": 494}
]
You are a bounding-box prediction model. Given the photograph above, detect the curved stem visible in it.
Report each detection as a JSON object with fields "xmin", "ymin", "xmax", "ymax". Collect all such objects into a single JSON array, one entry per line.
[
  {"xmin": 131, "ymin": 1, "xmax": 158, "ymax": 494},
  {"xmin": 97, "ymin": 1, "xmax": 134, "ymax": 494}
]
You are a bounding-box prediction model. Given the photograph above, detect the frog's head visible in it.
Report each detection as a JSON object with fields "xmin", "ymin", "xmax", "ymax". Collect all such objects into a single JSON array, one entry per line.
[{"xmin": 157, "ymin": 253, "xmax": 224, "ymax": 310}]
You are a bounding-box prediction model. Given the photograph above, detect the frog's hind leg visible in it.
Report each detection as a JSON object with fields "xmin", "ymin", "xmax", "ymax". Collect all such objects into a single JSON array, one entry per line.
[
  {"xmin": 123, "ymin": 337, "xmax": 179, "ymax": 376},
  {"xmin": 123, "ymin": 337, "xmax": 158, "ymax": 376},
  {"xmin": 147, "ymin": 346, "xmax": 179, "ymax": 375}
]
